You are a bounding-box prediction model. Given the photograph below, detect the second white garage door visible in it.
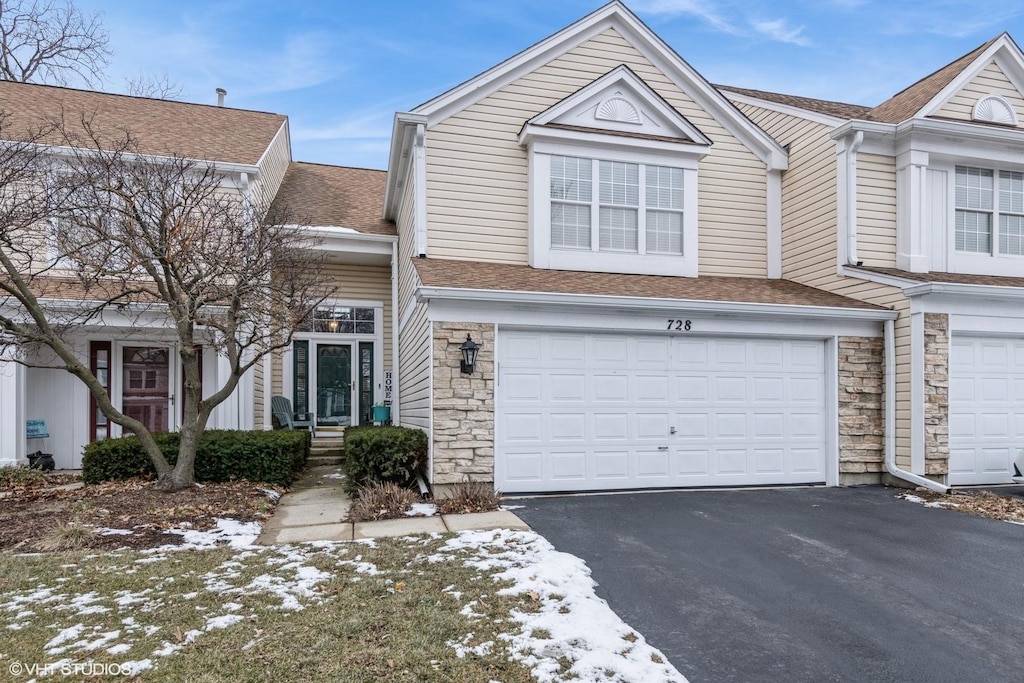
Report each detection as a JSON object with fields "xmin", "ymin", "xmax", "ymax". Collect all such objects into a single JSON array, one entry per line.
[
  {"xmin": 949, "ymin": 336, "xmax": 1024, "ymax": 485},
  {"xmin": 496, "ymin": 330, "xmax": 828, "ymax": 493}
]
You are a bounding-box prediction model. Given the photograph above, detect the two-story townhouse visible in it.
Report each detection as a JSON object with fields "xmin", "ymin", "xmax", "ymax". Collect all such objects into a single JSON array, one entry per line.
[
  {"xmin": 727, "ymin": 35, "xmax": 1024, "ymax": 487},
  {"xmin": 0, "ymin": 82, "xmax": 398, "ymax": 469},
  {"xmin": 382, "ymin": 2, "xmax": 900, "ymax": 495}
]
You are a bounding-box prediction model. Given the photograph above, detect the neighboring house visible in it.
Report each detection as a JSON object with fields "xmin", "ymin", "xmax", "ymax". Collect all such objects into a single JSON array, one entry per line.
[
  {"xmin": 0, "ymin": 83, "xmax": 398, "ymax": 469},
  {"xmin": 3, "ymin": 1, "xmax": 1021, "ymax": 493}
]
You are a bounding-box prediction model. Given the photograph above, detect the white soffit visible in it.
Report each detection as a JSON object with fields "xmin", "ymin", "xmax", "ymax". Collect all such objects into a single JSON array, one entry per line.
[{"xmin": 410, "ymin": 1, "xmax": 788, "ymax": 170}]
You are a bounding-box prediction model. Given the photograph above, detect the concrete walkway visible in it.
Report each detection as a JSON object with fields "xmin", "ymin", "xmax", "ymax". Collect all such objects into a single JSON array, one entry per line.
[{"xmin": 257, "ymin": 465, "xmax": 529, "ymax": 544}]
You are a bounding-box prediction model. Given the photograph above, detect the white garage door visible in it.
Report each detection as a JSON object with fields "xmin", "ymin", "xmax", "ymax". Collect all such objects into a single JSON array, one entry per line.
[
  {"xmin": 949, "ymin": 336, "xmax": 1024, "ymax": 485},
  {"xmin": 495, "ymin": 330, "xmax": 828, "ymax": 493}
]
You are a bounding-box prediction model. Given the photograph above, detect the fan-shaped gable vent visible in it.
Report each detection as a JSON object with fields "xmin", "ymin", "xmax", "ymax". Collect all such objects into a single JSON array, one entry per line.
[
  {"xmin": 972, "ymin": 94, "xmax": 1018, "ymax": 126},
  {"xmin": 595, "ymin": 96, "xmax": 641, "ymax": 124}
]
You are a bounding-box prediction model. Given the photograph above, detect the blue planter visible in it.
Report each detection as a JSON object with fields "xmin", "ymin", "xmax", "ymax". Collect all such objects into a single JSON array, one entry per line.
[{"xmin": 372, "ymin": 406, "xmax": 391, "ymax": 424}]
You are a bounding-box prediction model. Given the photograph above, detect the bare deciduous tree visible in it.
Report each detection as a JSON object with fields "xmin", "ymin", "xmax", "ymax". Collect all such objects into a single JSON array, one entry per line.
[
  {"xmin": 0, "ymin": 114, "xmax": 331, "ymax": 491},
  {"xmin": 124, "ymin": 70, "xmax": 181, "ymax": 100},
  {"xmin": 0, "ymin": 0, "xmax": 110, "ymax": 87}
]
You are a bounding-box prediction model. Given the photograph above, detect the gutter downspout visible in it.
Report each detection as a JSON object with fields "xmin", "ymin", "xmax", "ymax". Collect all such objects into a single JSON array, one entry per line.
[
  {"xmin": 884, "ymin": 318, "xmax": 949, "ymax": 493},
  {"xmin": 845, "ymin": 131, "xmax": 864, "ymax": 266},
  {"xmin": 390, "ymin": 240, "xmax": 400, "ymax": 424}
]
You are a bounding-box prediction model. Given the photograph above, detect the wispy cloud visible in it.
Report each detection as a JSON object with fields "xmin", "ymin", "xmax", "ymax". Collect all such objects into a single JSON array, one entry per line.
[
  {"xmin": 750, "ymin": 18, "xmax": 811, "ymax": 46},
  {"xmin": 631, "ymin": 0, "xmax": 741, "ymax": 35}
]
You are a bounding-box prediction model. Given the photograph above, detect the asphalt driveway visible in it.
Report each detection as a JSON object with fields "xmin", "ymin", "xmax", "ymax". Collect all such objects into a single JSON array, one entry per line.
[{"xmin": 514, "ymin": 486, "xmax": 1024, "ymax": 683}]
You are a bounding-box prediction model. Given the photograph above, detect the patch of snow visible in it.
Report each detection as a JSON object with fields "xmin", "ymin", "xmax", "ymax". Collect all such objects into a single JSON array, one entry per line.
[
  {"xmin": 260, "ymin": 488, "xmax": 282, "ymax": 500},
  {"xmin": 321, "ymin": 473, "xmax": 345, "ymax": 480},
  {"xmin": 122, "ymin": 659, "xmax": 153, "ymax": 676},
  {"xmin": 44, "ymin": 623, "xmax": 87, "ymax": 652},
  {"xmin": 93, "ymin": 527, "xmax": 134, "ymax": 536},
  {"xmin": 405, "ymin": 502, "xmax": 438, "ymax": 517},
  {"xmin": 901, "ymin": 494, "xmax": 952, "ymax": 509},
  {"xmin": 161, "ymin": 518, "xmax": 262, "ymax": 550},
  {"xmin": 205, "ymin": 614, "xmax": 244, "ymax": 630},
  {"xmin": 500, "ymin": 504, "xmax": 525, "ymax": 510},
  {"xmin": 222, "ymin": 602, "xmax": 243, "ymax": 612},
  {"xmin": 107, "ymin": 643, "xmax": 132, "ymax": 655},
  {"xmin": 432, "ymin": 530, "xmax": 686, "ymax": 683}
]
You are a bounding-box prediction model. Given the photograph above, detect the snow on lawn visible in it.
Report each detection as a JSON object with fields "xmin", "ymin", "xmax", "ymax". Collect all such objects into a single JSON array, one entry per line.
[
  {"xmin": 405, "ymin": 502, "xmax": 438, "ymax": 517},
  {"xmin": 899, "ymin": 493, "xmax": 957, "ymax": 509},
  {"xmin": 428, "ymin": 529, "xmax": 687, "ymax": 683}
]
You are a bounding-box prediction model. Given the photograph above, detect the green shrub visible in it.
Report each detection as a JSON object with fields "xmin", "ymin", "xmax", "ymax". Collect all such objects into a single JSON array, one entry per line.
[
  {"xmin": 82, "ymin": 429, "xmax": 310, "ymax": 486},
  {"xmin": 343, "ymin": 425, "xmax": 428, "ymax": 495}
]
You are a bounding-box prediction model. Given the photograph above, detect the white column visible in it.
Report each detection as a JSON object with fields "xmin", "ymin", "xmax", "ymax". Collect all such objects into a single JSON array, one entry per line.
[
  {"xmin": 0, "ymin": 353, "xmax": 26, "ymax": 465},
  {"xmin": 897, "ymin": 149, "xmax": 931, "ymax": 273}
]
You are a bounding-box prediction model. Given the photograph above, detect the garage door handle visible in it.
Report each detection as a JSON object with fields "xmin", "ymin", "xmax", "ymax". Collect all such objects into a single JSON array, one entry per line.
[{"xmin": 658, "ymin": 446, "xmax": 669, "ymax": 451}]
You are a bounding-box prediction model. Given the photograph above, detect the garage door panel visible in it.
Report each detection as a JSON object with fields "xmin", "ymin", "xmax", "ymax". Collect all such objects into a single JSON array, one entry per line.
[
  {"xmin": 504, "ymin": 373, "xmax": 543, "ymax": 401},
  {"xmin": 678, "ymin": 449, "xmax": 710, "ymax": 475},
  {"xmin": 550, "ymin": 452, "xmax": 587, "ymax": 481},
  {"xmin": 754, "ymin": 448, "xmax": 784, "ymax": 474},
  {"xmin": 594, "ymin": 451, "xmax": 629, "ymax": 479},
  {"xmin": 549, "ymin": 413, "xmax": 586, "ymax": 441},
  {"xmin": 949, "ymin": 336, "xmax": 1024, "ymax": 485},
  {"xmin": 497, "ymin": 332, "xmax": 828, "ymax": 492},
  {"xmin": 635, "ymin": 375, "xmax": 670, "ymax": 401},
  {"xmin": 675, "ymin": 413, "xmax": 709, "ymax": 439},
  {"xmin": 636, "ymin": 450, "xmax": 671, "ymax": 478},
  {"xmin": 593, "ymin": 375, "xmax": 628, "ymax": 401},
  {"xmin": 594, "ymin": 413, "xmax": 628, "ymax": 440},
  {"xmin": 636, "ymin": 413, "xmax": 670, "ymax": 439}
]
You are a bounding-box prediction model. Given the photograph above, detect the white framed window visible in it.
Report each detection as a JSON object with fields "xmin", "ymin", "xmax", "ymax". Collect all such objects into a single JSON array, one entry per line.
[
  {"xmin": 955, "ymin": 165, "xmax": 1024, "ymax": 257},
  {"xmin": 537, "ymin": 151, "xmax": 696, "ymax": 275}
]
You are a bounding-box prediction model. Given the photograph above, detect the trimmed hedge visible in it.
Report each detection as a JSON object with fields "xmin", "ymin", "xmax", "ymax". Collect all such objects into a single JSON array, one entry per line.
[
  {"xmin": 343, "ymin": 425, "xmax": 428, "ymax": 495},
  {"xmin": 82, "ymin": 429, "xmax": 310, "ymax": 486}
]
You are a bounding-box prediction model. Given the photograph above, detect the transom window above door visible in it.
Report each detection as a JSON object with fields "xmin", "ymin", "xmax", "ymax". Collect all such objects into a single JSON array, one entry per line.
[
  {"xmin": 301, "ymin": 305, "xmax": 375, "ymax": 334},
  {"xmin": 551, "ymin": 156, "xmax": 686, "ymax": 256}
]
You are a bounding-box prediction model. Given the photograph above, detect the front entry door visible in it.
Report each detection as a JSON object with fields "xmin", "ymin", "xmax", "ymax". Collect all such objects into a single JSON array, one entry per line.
[
  {"xmin": 122, "ymin": 346, "xmax": 171, "ymax": 433},
  {"xmin": 316, "ymin": 344, "xmax": 353, "ymax": 427}
]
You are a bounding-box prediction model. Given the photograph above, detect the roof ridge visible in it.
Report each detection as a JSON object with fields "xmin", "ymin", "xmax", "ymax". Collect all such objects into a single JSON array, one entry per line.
[
  {"xmin": 0, "ymin": 78, "xmax": 286, "ymax": 118},
  {"xmin": 291, "ymin": 160, "xmax": 386, "ymax": 173},
  {"xmin": 716, "ymin": 84, "xmax": 869, "ymax": 111}
]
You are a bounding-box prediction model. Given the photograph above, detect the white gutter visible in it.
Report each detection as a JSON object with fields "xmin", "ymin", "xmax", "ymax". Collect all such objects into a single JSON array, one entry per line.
[
  {"xmin": 417, "ymin": 286, "xmax": 899, "ymax": 321},
  {"xmin": 845, "ymin": 130, "xmax": 864, "ymax": 266},
  {"xmin": 883, "ymin": 318, "xmax": 949, "ymax": 493},
  {"xmin": 902, "ymin": 281, "xmax": 1024, "ymax": 300},
  {"xmin": 390, "ymin": 240, "xmax": 400, "ymax": 423}
]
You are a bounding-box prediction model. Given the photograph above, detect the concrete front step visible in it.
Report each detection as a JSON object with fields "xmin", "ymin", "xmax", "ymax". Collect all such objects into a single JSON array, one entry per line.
[{"xmin": 308, "ymin": 456, "xmax": 343, "ymax": 466}]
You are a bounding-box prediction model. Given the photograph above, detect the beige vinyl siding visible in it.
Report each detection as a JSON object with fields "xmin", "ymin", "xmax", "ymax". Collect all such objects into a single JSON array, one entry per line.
[
  {"xmin": 936, "ymin": 60, "xmax": 1024, "ymax": 125},
  {"xmin": 735, "ymin": 105, "xmax": 836, "ymax": 284},
  {"xmin": 733, "ymin": 99, "xmax": 916, "ymax": 467},
  {"xmin": 398, "ymin": 302, "xmax": 430, "ymax": 430},
  {"xmin": 255, "ymin": 123, "xmax": 291, "ymax": 203},
  {"xmin": 394, "ymin": 160, "xmax": 432, "ymax": 429},
  {"xmin": 271, "ymin": 349, "xmax": 283, "ymax": 406},
  {"xmin": 425, "ymin": 27, "xmax": 769, "ymax": 277},
  {"xmin": 856, "ymin": 154, "xmax": 897, "ymax": 268},
  {"xmin": 397, "ymin": 163, "xmax": 419, "ymax": 314},
  {"xmin": 322, "ymin": 262, "xmax": 393, "ymax": 365}
]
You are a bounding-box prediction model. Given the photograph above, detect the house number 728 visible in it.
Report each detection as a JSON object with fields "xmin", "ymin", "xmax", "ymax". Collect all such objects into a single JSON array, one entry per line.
[{"xmin": 667, "ymin": 319, "xmax": 692, "ymax": 331}]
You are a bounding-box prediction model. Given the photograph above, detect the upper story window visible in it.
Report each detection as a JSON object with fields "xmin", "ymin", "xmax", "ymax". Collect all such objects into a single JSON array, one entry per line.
[
  {"xmin": 955, "ymin": 165, "xmax": 1024, "ymax": 257},
  {"xmin": 550, "ymin": 156, "xmax": 686, "ymax": 256}
]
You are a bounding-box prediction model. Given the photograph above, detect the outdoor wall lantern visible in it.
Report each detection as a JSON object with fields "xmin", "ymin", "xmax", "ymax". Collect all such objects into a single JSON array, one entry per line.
[{"xmin": 460, "ymin": 333, "xmax": 481, "ymax": 374}]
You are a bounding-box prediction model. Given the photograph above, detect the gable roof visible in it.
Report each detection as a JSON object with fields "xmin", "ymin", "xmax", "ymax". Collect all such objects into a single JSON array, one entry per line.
[
  {"xmin": 716, "ymin": 84, "xmax": 871, "ymax": 120},
  {"xmin": 863, "ymin": 37, "xmax": 1001, "ymax": 124},
  {"xmin": 413, "ymin": 258, "xmax": 888, "ymax": 311},
  {"xmin": 0, "ymin": 79, "xmax": 287, "ymax": 166},
  {"xmin": 404, "ymin": 1, "xmax": 786, "ymax": 169},
  {"xmin": 270, "ymin": 162, "xmax": 396, "ymax": 235}
]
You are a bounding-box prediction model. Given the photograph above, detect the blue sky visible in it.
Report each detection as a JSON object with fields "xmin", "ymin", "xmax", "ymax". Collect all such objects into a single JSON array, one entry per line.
[{"xmin": 76, "ymin": 1, "xmax": 1024, "ymax": 170}]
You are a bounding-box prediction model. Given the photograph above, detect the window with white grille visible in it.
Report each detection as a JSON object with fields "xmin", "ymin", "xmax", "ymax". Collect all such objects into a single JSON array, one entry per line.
[
  {"xmin": 549, "ymin": 155, "xmax": 685, "ymax": 256},
  {"xmin": 956, "ymin": 165, "xmax": 1024, "ymax": 256}
]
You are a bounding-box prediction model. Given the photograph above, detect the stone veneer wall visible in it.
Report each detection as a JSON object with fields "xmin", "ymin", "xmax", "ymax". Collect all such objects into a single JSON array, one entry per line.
[
  {"xmin": 838, "ymin": 337, "xmax": 885, "ymax": 479},
  {"xmin": 923, "ymin": 313, "xmax": 949, "ymax": 476},
  {"xmin": 431, "ymin": 322, "xmax": 496, "ymax": 485}
]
